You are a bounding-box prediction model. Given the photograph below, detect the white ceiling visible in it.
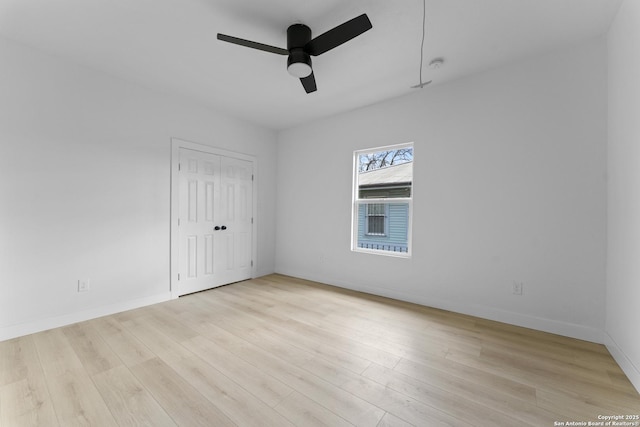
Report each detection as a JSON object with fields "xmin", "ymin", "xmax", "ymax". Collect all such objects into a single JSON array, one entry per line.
[{"xmin": 0, "ymin": 0, "xmax": 622, "ymax": 130}]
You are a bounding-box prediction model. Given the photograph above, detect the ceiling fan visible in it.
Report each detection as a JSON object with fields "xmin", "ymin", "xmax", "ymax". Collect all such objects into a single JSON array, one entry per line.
[{"xmin": 217, "ymin": 13, "xmax": 372, "ymax": 94}]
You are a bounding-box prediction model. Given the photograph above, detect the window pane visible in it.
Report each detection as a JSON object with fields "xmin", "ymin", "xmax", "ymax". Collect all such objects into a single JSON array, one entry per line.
[
  {"xmin": 368, "ymin": 216, "xmax": 385, "ymax": 235},
  {"xmin": 356, "ymin": 201, "xmax": 409, "ymax": 253},
  {"xmin": 367, "ymin": 203, "xmax": 385, "ymax": 216},
  {"xmin": 357, "ymin": 148, "xmax": 412, "ymax": 200}
]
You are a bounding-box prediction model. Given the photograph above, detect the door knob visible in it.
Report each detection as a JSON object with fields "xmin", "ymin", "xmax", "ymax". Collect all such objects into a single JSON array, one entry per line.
[
  {"xmin": 214, "ymin": 226, "xmax": 220, "ymax": 231},
  {"xmin": 221, "ymin": 225, "xmax": 227, "ymax": 230}
]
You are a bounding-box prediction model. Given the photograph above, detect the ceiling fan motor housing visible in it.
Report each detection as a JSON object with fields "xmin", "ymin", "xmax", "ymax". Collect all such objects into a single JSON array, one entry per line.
[{"xmin": 287, "ymin": 24, "xmax": 312, "ymax": 77}]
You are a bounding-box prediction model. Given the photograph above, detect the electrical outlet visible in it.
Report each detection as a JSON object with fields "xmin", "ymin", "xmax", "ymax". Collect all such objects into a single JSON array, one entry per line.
[
  {"xmin": 512, "ymin": 281, "xmax": 523, "ymax": 295},
  {"xmin": 78, "ymin": 279, "xmax": 90, "ymax": 292}
]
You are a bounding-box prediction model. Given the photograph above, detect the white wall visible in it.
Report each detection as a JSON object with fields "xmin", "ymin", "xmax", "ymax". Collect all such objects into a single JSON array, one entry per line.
[
  {"xmin": 276, "ymin": 38, "xmax": 607, "ymax": 342},
  {"xmin": 606, "ymin": 0, "xmax": 640, "ymax": 392},
  {"xmin": 0, "ymin": 36, "xmax": 277, "ymax": 340}
]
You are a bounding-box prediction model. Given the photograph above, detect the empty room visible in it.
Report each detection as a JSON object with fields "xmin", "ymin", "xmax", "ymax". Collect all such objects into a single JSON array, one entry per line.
[{"xmin": 1, "ymin": 0, "xmax": 639, "ymax": 425}]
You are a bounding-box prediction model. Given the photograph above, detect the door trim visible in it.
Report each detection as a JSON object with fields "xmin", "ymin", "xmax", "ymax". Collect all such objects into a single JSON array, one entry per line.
[{"xmin": 170, "ymin": 138, "xmax": 258, "ymax": 299}]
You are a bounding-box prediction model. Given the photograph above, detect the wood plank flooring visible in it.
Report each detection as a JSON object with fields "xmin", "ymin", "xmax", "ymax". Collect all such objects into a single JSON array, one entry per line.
[{"xmin": 1, "ymin": 274, "xmax": 639, "ymax": 426}]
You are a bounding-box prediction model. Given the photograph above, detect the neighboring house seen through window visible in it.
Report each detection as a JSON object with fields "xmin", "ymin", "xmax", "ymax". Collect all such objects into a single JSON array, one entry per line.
[{"xmin": 352, "ymin": 143, "xmax": 413, "ymax": 256}]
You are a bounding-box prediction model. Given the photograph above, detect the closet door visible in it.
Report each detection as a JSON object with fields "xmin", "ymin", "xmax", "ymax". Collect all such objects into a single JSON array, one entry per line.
[
  {"xmin": 216, "ymin": 156, "xmax": 253, "ymax": 285},
  {"xmin": 177, "ymin": 148, "xmax": 253, "ymax": 295}
]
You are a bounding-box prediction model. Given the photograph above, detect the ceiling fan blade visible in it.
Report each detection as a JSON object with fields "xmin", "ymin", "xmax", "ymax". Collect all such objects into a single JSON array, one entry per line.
[
  {"xmin": 217, "ymin": 33, "xmax": 289, "ymax": 55},
  {"xmin": 305, "ymin": 14, "xmax": 372, "ymax": 56},
  {"xmin": 300, "ymin": 72, "xmax": 317, "ymax": 93}
]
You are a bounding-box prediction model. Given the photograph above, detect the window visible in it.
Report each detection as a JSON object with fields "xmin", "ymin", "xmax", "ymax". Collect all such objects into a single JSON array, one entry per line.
[
  {"xmin": 366, "ymin": 203, "xmax": 387, "ymax": 235},
  {"xmin": 352, "ymin": 143, "xmax": 413, "ymax": 256}
]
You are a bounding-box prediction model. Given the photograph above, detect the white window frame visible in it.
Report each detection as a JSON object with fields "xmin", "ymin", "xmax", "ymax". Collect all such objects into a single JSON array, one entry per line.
[{"xmin": 351, "ymin": 142, "xmax": 413, "ymax": 257}]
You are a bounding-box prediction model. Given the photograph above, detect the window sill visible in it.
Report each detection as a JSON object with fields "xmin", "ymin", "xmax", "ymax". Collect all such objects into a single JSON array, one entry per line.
[{"xmin": 352, "ymin": 247, "xmax": 411, "ymax": 258}]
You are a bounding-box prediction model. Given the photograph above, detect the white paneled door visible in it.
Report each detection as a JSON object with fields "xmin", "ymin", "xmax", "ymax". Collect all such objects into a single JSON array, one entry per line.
[{"xmin": 178, "ymin": 148, "xmax": 253, "ymax": 296}]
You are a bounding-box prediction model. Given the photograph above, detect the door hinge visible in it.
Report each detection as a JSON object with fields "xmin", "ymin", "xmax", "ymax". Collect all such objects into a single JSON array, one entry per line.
[
  {"xmin": 178, "ymin": 273, "xmax": 180, "ymax": 281},
  {"xmin": 251, "ymin": 217, "xmax": 254, "ymax": 224},
  {"xmin": 178, "ymin": 163, "xmax": 181, "ymax": 171},
  {"xmin": 251, "ymin": 260, "xmax": 253, "ymax": 267},
  {"xmin": 178, "ymin": 218, "xmax": 180, "ymax": 226},
  {"xmin": 252, "ymin": 174, "xmax": 254, "ymax": 181}
]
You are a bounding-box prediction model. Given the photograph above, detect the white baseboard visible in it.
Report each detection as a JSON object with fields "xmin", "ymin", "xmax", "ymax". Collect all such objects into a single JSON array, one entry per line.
[
  {"xmin": 0, "ymin": 292, "xmax": 172, "ymax": 342},
  {"xmin": 277, "ymin": 269, "xmax": 604, "ymax": 344},
  {"xmin": 349, "ymin": 281, "xmax": 603, "ymax": 343},
  {"xmin": 604, "ymin": 332, "xmax": 640, "ymax": 394}
]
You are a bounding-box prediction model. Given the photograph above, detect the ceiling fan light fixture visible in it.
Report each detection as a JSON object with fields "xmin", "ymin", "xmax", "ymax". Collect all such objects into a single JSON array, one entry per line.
[
  {"xmin": 287, "ymin": 50, "xmax": 312, "ymax": 78},
  {"xmin": 287, "ymin": 62, "xmax": 312, "ymax": 78}
]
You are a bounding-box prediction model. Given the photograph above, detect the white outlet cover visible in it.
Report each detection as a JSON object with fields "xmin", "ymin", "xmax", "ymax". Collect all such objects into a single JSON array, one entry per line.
[
  {"xmin": 512, "ymin": 282, "xmax": 523, "ymax": 295},
  {"xmin": 78, "ymin": 279, "xmax": 90, "ymax": 292}
]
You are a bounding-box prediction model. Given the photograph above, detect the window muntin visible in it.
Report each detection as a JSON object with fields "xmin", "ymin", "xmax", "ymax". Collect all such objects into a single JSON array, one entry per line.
[{"xmin": 352, "ymin": 143, "xmax": 413, "ymax": 256}]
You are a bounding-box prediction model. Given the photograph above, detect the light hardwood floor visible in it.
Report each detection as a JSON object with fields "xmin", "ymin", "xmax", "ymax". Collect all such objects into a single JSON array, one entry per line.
[{"xmin": 1, "ymin": 274, "xmax": 639, "ymax": 426}]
